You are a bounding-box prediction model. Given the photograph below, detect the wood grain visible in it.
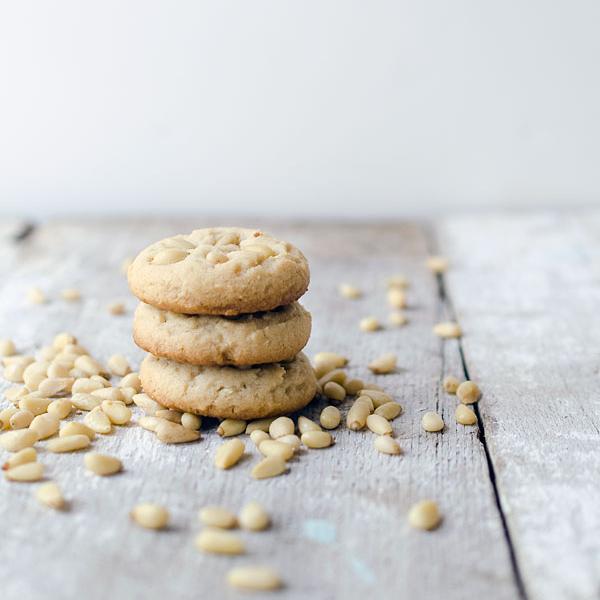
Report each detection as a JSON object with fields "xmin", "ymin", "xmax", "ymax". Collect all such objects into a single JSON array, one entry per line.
[
  {"xmin": 438, "ymin": 212, "xmax": 600, "ymax": 600},
  {"xmin": 0, "ymin": 219, "xmax": 516, "ymax": 599}
]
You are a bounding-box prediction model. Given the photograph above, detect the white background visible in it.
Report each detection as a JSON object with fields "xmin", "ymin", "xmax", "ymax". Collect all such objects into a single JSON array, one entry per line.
[{"xmin": 1, "ymin": 0, "xmax": 599, "ymax": 218}]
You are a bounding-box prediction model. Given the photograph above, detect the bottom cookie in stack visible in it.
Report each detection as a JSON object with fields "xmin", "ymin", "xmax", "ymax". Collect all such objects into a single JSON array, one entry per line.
[{"xmin": 139, "ymin": 352, "xmax": 317, "ymax": 420}]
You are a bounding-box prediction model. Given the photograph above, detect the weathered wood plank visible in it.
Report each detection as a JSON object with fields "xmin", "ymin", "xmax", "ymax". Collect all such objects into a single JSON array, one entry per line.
[
  {"xmin": 438, "ymin": 212, "xmax": 600, "ymax": 600},
  {"xmin": 0, "ymin": 219, "xmax": 516, "ymax": 599}
]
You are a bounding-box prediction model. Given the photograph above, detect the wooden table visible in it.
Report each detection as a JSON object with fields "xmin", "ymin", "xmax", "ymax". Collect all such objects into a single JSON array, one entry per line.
[{"xmin": 1, "ymin": 214, "xmax": 598, "ymax": 600}]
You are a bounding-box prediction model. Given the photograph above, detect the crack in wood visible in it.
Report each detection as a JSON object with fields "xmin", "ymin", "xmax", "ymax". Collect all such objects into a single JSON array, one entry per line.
[{"xmin": 13, "ymin": 222, "xmax": 36, "ymax": 242}]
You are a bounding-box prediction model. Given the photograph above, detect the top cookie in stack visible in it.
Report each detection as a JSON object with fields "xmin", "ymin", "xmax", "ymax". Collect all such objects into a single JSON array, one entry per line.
[{"xmin": 128, "ymin": 227, "xmax": 317, "ymax": 420}]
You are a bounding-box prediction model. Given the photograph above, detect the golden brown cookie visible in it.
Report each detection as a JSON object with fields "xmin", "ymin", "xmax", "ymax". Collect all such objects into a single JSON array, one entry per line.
[
  {"xmin": 127, "ymin": 227, "xmax": 309, "ymax": 315},
  {"xmin": 133, "ymin": 302, "xmax": 311, "ymax": 366},
  {"xmin": 139, "ymin": 352, "xmax": 317, "ymax": 419}
]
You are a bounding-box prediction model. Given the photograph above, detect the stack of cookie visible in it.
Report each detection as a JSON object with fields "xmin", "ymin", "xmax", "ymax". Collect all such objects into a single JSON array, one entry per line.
[{"xmin": 128, "ymin": 227, "xmax": 317, "ymax": 420}]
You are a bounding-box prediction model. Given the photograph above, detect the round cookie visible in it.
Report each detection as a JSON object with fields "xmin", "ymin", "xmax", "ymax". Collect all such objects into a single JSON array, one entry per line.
[
  {"xmin": 133, "ymin": 302, "xmax": 311, "ymax": 366},
  {"xmin": 128, "ymin": 227, "xmax": 310, "ymax": 315},
  {"xmin": 139, "ymin": 352, "xmax": 317, "ymax": 420}
]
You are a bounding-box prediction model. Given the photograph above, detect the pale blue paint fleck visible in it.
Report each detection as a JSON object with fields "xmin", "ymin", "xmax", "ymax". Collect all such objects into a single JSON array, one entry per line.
[
  {"xmin": 348, "ymin": 556, "xmax": 377, "ymax": 586},
  {"xmin": 301, "ymin": 519, "xmax": 337, "ymax": 544}
]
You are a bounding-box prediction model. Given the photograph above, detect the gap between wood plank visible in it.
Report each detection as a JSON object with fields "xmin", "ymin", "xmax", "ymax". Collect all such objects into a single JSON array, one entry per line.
[{"xmin": 427, "ymin": 229, "xmax": 529, "ymax": 600}]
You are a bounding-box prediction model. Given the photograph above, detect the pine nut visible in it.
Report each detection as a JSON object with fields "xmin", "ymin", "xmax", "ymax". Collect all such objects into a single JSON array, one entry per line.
[
  {"xmin": 456, "ymin": 381, "xmax": 481, "ymax": 405},
  {"xmin": 91, "ymin": 387, "xmax": 126, "ymax": 402},
  {"xmin": 258, "ymin": 439, "xmax": 294, "ymax": 461},
  {"xmin": 118, "ymin": 386, "xmax": 137, "ymax": 405},
  {"xmin": 199, "ymin": 506, "xmax": 237, "ymax": 529},
  {"xmin": 5, "ymin": 461, "xmax": 44, "ymax": 482},
  {"xmin": 358, "ymin": 389, "xmax": 393, "ymax": 408},
  {"xmin": 195, "ymin": 528, "xmax": 245, "ymax": 555},
  {"xmin": 421, "ymin": 411, "xmax": 444, "ymax": 432},
  {"xmin": 91, "ymin": 374, "xmax": 111, "ymax": 386},
  {"xmin": 101, "ymin": 400, "xmax": 132, "ymax": 425},
  {"xmin": 251, "ymin": 456, "xmax": 287, "ymax": 479},
  {"xmin": 181, "ymin": 413, "xmax": 201, "ymax": 430},
  {"xmin": 227, "ymin": 566, "xmax": 281, "ymax": 591},
  {"xmin": 18, "ymin": 395, "xmax": 51, "ymax": 416},
  {"xmin": 239, "ymin": 502, "xmax": 270, "ymax": 531},
  {"xmin": 426, "ymin": 255, "xmax": 448, "ymax": 274},
  {"xmin": 374, "ymin": 435, "xmax": 401, "ymax": 455},
  {"xmin": 433, "ymin": 321, "xmax": 462, "ymax": 339},
  {"xmin": 0, "ymin": 429, "xmax": 38, "ymax": 452},
  {"xmin": 106, "ymin": 354, "xmax": 130, "ymax": 377},
  {"xmin": 29, "ymin": 413, "xmax": 60, "ymax": 439},
  {"xmin": 250, "ymin": 430, "xmax": 270, "ymax": 446},
  {"xmin": 4, "ymin": 362, "xmax": 25, "ymax": 383},
  {"xmin": 138, "ymin": 416, "xmax": 163, "ymax": 432},
  {"xmin": 217, "ymin": 418, "xmax": 246, "ymax": 437},
  {"xmin": 60, "ymin": 422, "xmax": 96, "ymax": 440},
  {"xmin": 71, "ymin": 393, "xmax": 102, "ymax": 411},
  {"xmin": 48, "ymin": 434, "xmax": 91, "ymax": 453},
  {"xmin": 84, "ymin": 452, "xmax": 122, "ymax": 475},
  {"xmin": 314, "ymin": 352, "xmax": 347, "ymax": 369},
  {"xmin": 107, "ymin": 301, "xmax": 126, "ymax": 315},
  {"xmin": 3, "ymin": 354, "xmax": 34, "ymax": 367},
  {"xmin": 72, "ymin": 378, "xmax": 104, "ymax": 394},
  {"xmin": 156, "ymin": 420, "xmax": 200, "ymax": 443},
  {"xmin": 23, "ymin": 362, "xmax": 49, "ymax": 390},
  {"xmin": 455, "ymin": 404, "xmax": 477, "ymax": 425},
  {"xmin": 318, "ymin": 369, "xmax": 347, "ymax": 387},
  {"xmin": 61, "ymin": 288, "xmax": 81, "ymax": 301},
  {"xmin": 359, "ymin": 316, "xmax": 381, "ymax": 332},
  {"xmin": 39, "ymin": 346, "xmax": 60, "ymax": 362},
  {"xmin": 36, "ymin": 482, "xmax": 65, "ymax": 509},
  {"xmin": 2, "ymin": 447, "xmax": 37, "ymax": 470},
  {"xmin": 366, "ymin": 414, "xmax": 392, "ymax": 436},
  {"xmin": 277, "ymin": 434, "xmax": 301, "ymax": 449},
  {"xmin": 389, "ymin": 312, "xmax": 408, "ymax": 326},
  {"xmin": 443, "ymin": 375, "xmax": 461, "ymax": 394},
  {"xmin": 319, "ymin": 406, "xmax": 341, "ymax": 430},
  {"xmin": 9, "ymin": 409, "xmax": 34, "ymax": 429},
  {"xmin": 342, "ymin": 378, "xmax": 363, "ymax": 395},
  {"xmin": 74, "ymin": 355, "xmax": 104, "ymax": 376},
  {"xmin": 63, "ymin": 342, "xmax": 87, "ymax": 356},
  {"xmin": 38, "ymin": 377, "xmax": 73, "ymax": 397},
  {"xmin": 346, "ymin": 397, "xmax": 372, "ymax": 431},
  {"xmin": 338, "ymin": 283, "xmax": 362, "ymax": 299},
  {"xmin": 0, "ymin": 405, "xmax": 18, "ymax": 428},
  {"xmin": 0, "ymin": 339, "xmax": 16, "ymax": 356},
  {"xmin": 297, "ymin": 416, "xmax": 321, "ymax": 434},
  {"xmin": 27, "ymin": 287, "xmax": 46, "ymax": 304},
  {"xmin": 387, "ymin": 288, "xmax": 407, "ymax": 309},
  {"xmin": 131, "ymin": 504, "xmax": 169, "ymax": 529},
  {"xmin": 408, "ymin": 499, "xmax": 442, "ymax": 530},
  {"xmin": 84, "ymin": 407, "xmax": 112, "ymax": 434},
  {"xmin": 374, "ymin": 402, "xmax": 403, "ymax": 420},
  {"xmin": 53, "ymin": 332, "xmax": 77, "ymax": 349},
  {"xmin": 245, "ymin": 418, "xmax": 275, "ymax": 434},
  {"xmin": 214, "ymin": 438, "xmax": 245, "ymax": 469},
  {"xmin": 387, "ymin": 275, "xmax": 409, "ymax": 289},
  {"xmin": 322, "ymin": 381, "xmax": 346, "ymax": 402},
  {"xmin": 368, "ymin": 353, "xmax": 397, "ymax": 374},
  {"xmin": 119, "ymin": 372, "xmax": 141, "ymax": 392},
  {"xmin": 301, "ymin": 430, "xmax": 333, "ymax": 449},
  {"xmin": 268, "ymin": 417, "xmax": 294, "ymax": 439},
  {"xmin": 4, "ymin": 385, "xmax": 27, "ymax": 404},
  {"xmin": 133, "ymin": 393, "xmax": 163, "ymax": 415}
]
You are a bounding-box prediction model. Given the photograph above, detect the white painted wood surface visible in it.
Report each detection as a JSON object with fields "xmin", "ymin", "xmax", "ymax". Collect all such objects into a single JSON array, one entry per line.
[{"xmin": 6, "ymin": 216, "xmax": 584, "ymax": 599}]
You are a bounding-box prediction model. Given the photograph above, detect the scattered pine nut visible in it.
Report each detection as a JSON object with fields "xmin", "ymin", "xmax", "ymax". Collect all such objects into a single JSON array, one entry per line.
[
  {"xmin": 4, "ymin": 385, "xmax": 27, "ymax": 403},
  {"xmin": 131, "ymin": 504, "xmax": 169, "ymax": 530},
  {"xmin": 455, "ymin": 404, "xmax": 477, "ymax": 425},
  {"xmin": 101, "ymin": 400, "xmax": 132, "ymax": 425},
  {"xmin": 91, "ymin": 387, "xmax": 125, "ymax": 403},
  {"xmin": 313, "ymin": 352, "xmax": 348, "ymax": 369},
  {"xmin": 323, "ymin": 381, "xmax": 346, "ymax": 402},
  {"xmin": 19, "ymin": 396, "xmax": 52, "ymax": 416},
  {"xmin": 108, "ymin": 301, "xmax": 126, "ymax": 316},
  {"xmin": 156, "ymin": 420, "xmax": 200, "ymax": 444},
  {"xmin": 374, "ymin": 402, "xmax": 403, "ymax": 420},
  {"xmin": 84, "ymin": 452, "xmax": 122, "ymax": 475},
  {"xmin": 23, "ymin": 361, "xmax": 49, "ymax": 391},
  {"xmin": 29, "ymin": 413, "xmax": 60, "ymax": 439},
  {"xmin": 387, "ymin": 288, "xmax": 407, "ymax": 309},
  {"xmin": 0, "ymin": 429, "xmax": 38, "ymax": 452},
  {"xmin": 227, "ymin": 566, "xmax": 281, "ymax": 591},
  {"xmin": 297, "ymin": 416, "xmax": 321, "ymax": 434},
  {"xmin": 374, "ymin": 435, "xmax": 401, "ymax": 455},
  {"xmin": 319, "ymin": 406, "xmax": 341, "ymax": 430},
  {"xmin": 268, "ymin": 417, "xmax": 294, "ymax": 439},
  {"xmin": 277, "ymin": 434, "xmax": 301, "ymax": 449},
  {"xmin": 318, "ymin": 369, "xmax": 347, "ymax": 387},
  {"xmin": 456, "ymin": 381, "xmax": 481, "ymax": 405},
  {"xmin": 250, "ymin": 430, "xmax": 270, "ymax": 446},
  {"xmin": 251, "ymin": 456, "xmax": 287, "ymax": 480},
  {"xmin": 195, "ymin": 528, "xmax": 245, "ymax": 555},
  {"xmin": 2, "ymin": 447, "xmax": 37, "ymax": 470},
  {"xmin": 119, "ymin": 372, "xmax": 141, "ymax": 392},
  {"xmin": 0, "ymin": 339, "xmax": 16, "ymax": 357},
  {"xmin": 368, "ymin": 353, "xmax": 397, "ymax": 375},
  {"xmin": 408, "ymin": 500, "xmax": 442, "ymax": 530},
  {"xmin": 421, "ymin": 411, "xmax": 444, "ymax": 432},
  {"xmin": 60, "ymin": 421, "xmax": 96, "ymax": 440},
  {"xmin": 338, "ymin": 283, "xmax": 362, "ymax": 299},
  {"xmin": 72, "ymin": 378, "xmax": 104, "ymax": 395},
  {"xmin": 84, "ymin": 407, "xmax": 112, "ymax": 434},
  {"xmin": 387, "ymin": 275, "xmax": 409, "ymax": 289},
  {"xmin": 245, "ymin": 418, "xmax": 275, "ymax": 434},
  {"xmin": 38, "ymin": 377, "xmax": 73, "ymax": 397},
  {"xmin": 107, "ymin": 354, "xmax": 131, "ymax": 377},
  {"xmin": 366, "ymin": 414, "xmax": 393, "ymax": 436},
  {"xmin": 181, "ymin": 413, "xmax": 201, "ymax": 430},
  {"xmin": 359, "ymin": 316, "xmax": 381, "ymax": 332},
  {"xmin": 0, "ymin": 405, "xmax": 18, "ymax": 428},
  {"xmin": 27, "ymin": 287, "xmax": 46, "ymax": 304},
  {"xmin": 5, "ymin": 461, "xmax": 44, "ymax": 482},
  {"xmin": 217, "ymin": 419, "xmax": 246, "ymax": 437},
  {"xmin": 53, "ymin": 333, "xmax": 77, "ymax": 349},
  {"xmin": 71, "ymin": 393, "xmax": 102, "ymax": 411},
  {"xmin": 138, "ymin": 416, "xmax": 162, "ymax": 432},
  {"xmin": 301, "ymin": 430, "xmax": 333, "ymax": 449},
  {"xmin": 389, "ymin": 312, "xmax": 408, "ymax": 326},
  {"xmin": 9, "ymin": 409, "xmax": 34, "ymax": 430},
  {"xmin": 426, "ymin": 256, "xmax": 448, "ymax": 274},
  {"xmin": 36, "ymin": 482, "xmax": 65, "ymax": 509},
  {"xmin": 443, "ymin": 375, "xmax": 461, "ymax": 394},
  {"xmin": 258, "ymin": 439, "xmax": 294, "ymax": 461},
  {"xmin": 433, "ymin": 321, "xmax": 462, "ymax": 339},
  {"xmin": 48, "ymin": 434, "xmax": 91, "ymax": 453},
  {"xmin": 215, "ymin": 438, "xmax": 245, "ymax": 469},
  {"xmin": 358, "ymin": 389, "xmax": 393, "ymax": 408},
  {"xmin": 199, "ymin": 506, "xmax": 237, "ymax": 529},
  {"xmin": 343, "ymin": 378, "xmax": 364, "ymax": 395},
  {"xmin": 133, "ymin": 393, "xmax": 163, "ymax": 415},
  {"xmin": 119, "ymin": 386, "xmax": 137, "ymax": 405},
  {"xmin": 61, "ymin": 288, "xmax": 81, "ymax": 302},
  {"xmin": 74, "ymin": 355, "xmax": 104, "ymax": 377},
  {"xmin": 239, "ymin": 502, "xmax": 270, "ymax": 531},
  {"xmin": 346, "ymin": 397, "xmax": 372, "ymax": 431},
  {"xmin": 3, "ymin": 362, "xmax": 26, "ymax": 383}
]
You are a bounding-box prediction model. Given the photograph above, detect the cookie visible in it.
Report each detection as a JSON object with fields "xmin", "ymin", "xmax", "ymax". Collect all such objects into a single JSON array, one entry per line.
[
  {"xmin": 128, "ymin": 227, "xmax": 310, "ymax": 315},
  {"xmin": 133, "ymin": 302, "xmax": 311, "ymax": 366},
  {"xmin": 139, "ymin": 352, "xmax": 317, "ymax": 420}
]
